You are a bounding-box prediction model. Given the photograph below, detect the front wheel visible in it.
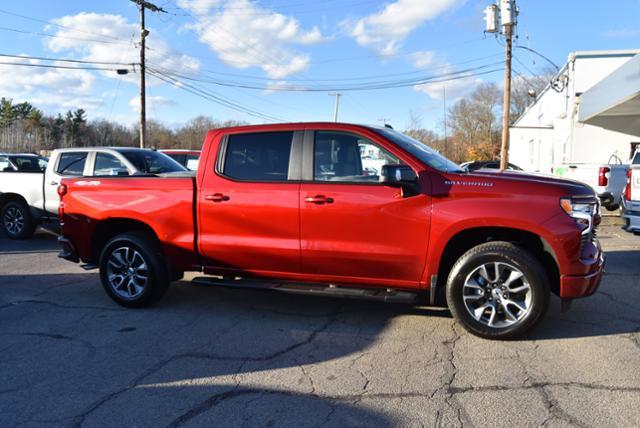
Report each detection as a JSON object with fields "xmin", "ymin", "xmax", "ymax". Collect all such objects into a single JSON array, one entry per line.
[
  {"xmin": 99, "ymin": 232, "xmax": 170, "ymax": 308},
  {"xmin": 2, "ymin": 201, "xmax": 36, "ymax": 239},
  {"xmin": 446, "ymin": 241, "xmax": 550, "ymax": 339}
]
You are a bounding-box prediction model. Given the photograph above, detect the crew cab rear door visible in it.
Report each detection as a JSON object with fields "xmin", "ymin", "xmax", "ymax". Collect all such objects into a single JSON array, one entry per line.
[
  {"xmin": 299, "ymin": 129, "xmax": 430, "ymax": 288},
  {"xmin": 198, "ymin": 130, "xmax": 303, "ymax": 276}
]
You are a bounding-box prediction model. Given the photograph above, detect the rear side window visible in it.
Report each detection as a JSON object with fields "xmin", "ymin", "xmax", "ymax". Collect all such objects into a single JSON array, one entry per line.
[
  {"xmin": 222, "ymin": 132, "xmax": 293, "ymax": 181},
  {"xmin": 94, "ymin": 153, "xmax": 129, "ymax": 176},
  {"xmin": 57, "ymin": 152, "xmax": 88, "ymax": 176}
]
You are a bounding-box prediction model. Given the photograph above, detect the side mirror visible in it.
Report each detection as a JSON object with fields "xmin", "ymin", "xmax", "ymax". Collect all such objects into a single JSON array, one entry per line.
[
  {"xmin": 380, "ymin": 164, "xmax": 417, "ymax": 185},
  {"xmin": 380, "ymin": 165, "xmax": 419, "ymax": 196}
]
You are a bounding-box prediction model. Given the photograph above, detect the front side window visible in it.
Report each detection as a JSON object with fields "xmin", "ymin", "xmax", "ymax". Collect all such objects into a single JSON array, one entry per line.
[
  {"xmin": 57, "ymin": 152, "xmax": 88, "ymax": 176},
  {"xmin": 121, "ymin": 150, "xmax": 186, "ymax": 174},
  {"xmin": 222, "ymin": 131, "xmax": 293, "ymax": 181},
  {"xmin": 8, "ymin": 156, "xmax": 46, "ymax": 172},
  {"xmin": 94, "ymin": 153, "xmax": 129, "ymax": 176},
  {"xmin": 314, "ymin": 131, "xmax": 402, "ymax": 183}
]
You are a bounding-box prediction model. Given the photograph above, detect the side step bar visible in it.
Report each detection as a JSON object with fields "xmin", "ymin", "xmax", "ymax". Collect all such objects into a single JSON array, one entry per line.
[{"xmin": 191, "ymin": 276, "xmax": 418, "ymax": 303}]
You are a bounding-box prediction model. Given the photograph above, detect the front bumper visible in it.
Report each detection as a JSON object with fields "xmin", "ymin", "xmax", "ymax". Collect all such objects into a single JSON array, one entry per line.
[
  {"xmin": 559, "ymin": 251, "xmax": 605, "ymax": 298},
  {"xmin": 57, "ymin": 236, "xmax": 79, "ymax": 263}
]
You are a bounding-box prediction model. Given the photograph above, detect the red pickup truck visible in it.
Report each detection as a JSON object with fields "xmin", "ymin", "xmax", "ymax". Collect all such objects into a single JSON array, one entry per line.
[{"xmin": 57, "ymin": 123, "xmax": 604, "ymax": 339}]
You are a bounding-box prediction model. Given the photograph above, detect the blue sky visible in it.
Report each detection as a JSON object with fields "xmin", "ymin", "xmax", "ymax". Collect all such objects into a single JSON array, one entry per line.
[{"xmin": 0, "ymin": 0, "xmax": 639, "ymax": 132}]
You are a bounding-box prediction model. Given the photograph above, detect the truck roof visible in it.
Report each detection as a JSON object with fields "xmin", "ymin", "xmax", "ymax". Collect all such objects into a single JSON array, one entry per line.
[{"xmin": 210, "ymin": 122, "xmax": 387, "ymax": 133}]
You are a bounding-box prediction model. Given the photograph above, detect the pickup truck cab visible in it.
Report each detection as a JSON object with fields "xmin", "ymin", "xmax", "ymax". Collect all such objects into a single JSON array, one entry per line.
[
  {"xmin": 0, "ymin": 147, "xmax": 185, "ymax": 239},
  {"xmin": 58, "ymin": 123, "xmax": 604, "ymax": 339}
]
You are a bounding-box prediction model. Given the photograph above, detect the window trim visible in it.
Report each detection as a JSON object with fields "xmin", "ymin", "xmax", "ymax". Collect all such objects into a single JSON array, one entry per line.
[
  {"xmin": 303, "ymin": 130, "xmax": 414, "ymax": 186},
  {"xmin": 215, "ymin": 130, "xmax": 303, "ymax": 183}
]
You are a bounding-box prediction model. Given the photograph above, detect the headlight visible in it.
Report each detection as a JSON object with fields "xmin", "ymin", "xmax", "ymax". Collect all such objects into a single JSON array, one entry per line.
[{"xmin": 560, "ymin": 197, "xmax": 596, "ymax": 235}]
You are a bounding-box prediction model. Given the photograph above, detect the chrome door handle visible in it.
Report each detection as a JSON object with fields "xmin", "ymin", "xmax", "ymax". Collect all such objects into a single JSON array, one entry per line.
[
  {"xmin": 304, "ymin": 195, "xmax": 334, "ymax": 204},
  {"xmin": 50, "ymin": 181, "xmax": 59, "ymax": 186},
  {"xmin": 205, "ymin": 193, "xmax": 230, "ymax": 202}
]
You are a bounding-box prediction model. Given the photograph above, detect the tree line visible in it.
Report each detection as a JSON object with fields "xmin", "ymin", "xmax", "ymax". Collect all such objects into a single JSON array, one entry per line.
[
  {"xmin": 0, "ymin": 98, "xmax": 247, "ymax": 154},
  {"xmin": 1, "ymin": 72, "xmax": 549, "ymax": 161}
]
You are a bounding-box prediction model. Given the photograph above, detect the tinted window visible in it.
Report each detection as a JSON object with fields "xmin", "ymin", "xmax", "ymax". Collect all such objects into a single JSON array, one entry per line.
[
  {"xmin": 372, "ymin": 128, "xmax": 462, "ymax": 173},
  {"xmin": 121, "ymin": 150, "xmax": 186, "ymax": 174},
  {"xmin": 223, "ymin": 132, "xmax": 293, "ymax": 181},
  {"xmin": 94, "ymin": 153, "xmax": 129, "ymax": 176},
  {"xmin": 57, "ymin": 152, "xmax": 88, "ymax": 176},
  {"xmin": 167, "ymin": 153, "xmax": 186, "ymax": 166},
  {"xmin": 633, "ymin": 151, "xmax": 639, "ymax": 165},
  {"xmin": 314, "ymin": 131, "xmax": 401, "ymax": 183}
]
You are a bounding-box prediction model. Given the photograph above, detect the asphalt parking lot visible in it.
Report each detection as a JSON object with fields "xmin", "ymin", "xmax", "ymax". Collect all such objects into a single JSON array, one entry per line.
[{"xmin": 1, "ymin": 217, "xmax": 639, "ymax": 427}]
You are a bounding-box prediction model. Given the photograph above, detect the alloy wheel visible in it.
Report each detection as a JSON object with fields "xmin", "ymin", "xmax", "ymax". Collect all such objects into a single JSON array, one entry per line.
[
  {"xmin": 3, "ymin": 207, "xmax": 24, "ymax": 235},
  {"xmin": 106, "ymin": 247, "xmax": 149, "ymax": 299},
  {"xmin": 462, "ymin": 261, "xmax": 532, "ymax": 328}
]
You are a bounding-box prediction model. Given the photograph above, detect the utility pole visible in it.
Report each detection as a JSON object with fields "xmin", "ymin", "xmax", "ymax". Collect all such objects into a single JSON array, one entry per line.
[
  {"xmin": 329, "ymin": 92, "xmax": 341, "ymax": 122},
  {"xmin": 485, "ymin": 0, "xmax": 517, "ymax": 170},
  {"xmin": 131, "ymin": 0, "xmax": 166, "ymax": 148}
]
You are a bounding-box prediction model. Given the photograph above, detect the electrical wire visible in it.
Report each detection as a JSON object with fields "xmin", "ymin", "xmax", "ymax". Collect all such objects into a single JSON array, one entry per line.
[
  {"xmin": 0, "ymin": 53, "xmax": 135, "ymax": 66},
  {"xmin": 0, "ymin": 26, "xmax": 132, "ymax": 46},
  {"xmin": 147, "ymin": 68, "xmax": 285, "ymax": 122},
  {"xmin": 0, "ymin": 61, "xmax": 130, "ymax": 72},
  {"xmin": 514, "ymin": 46, "xmax": 560, "ymax": 70}
]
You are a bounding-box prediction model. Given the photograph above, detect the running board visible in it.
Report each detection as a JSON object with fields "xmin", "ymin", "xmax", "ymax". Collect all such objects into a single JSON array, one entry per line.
[{"xmin": 191, "ymin": 277, "xmax": 418, "ymax": 303}]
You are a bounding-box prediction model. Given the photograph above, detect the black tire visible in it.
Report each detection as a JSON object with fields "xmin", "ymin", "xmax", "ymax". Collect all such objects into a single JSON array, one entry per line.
[
  {"xmin": 446, "ymin": 241, "xmax": 550, "ymax": 340},
  {"xmin": 604, "ymin": 204, "xmax": 619, "ymax": 212},
  {"xmin": 2, "ymin": 200, "xmax": 36, "ymax": 239},
  {"xmin": 98, "ymin": 232, "xmax": 170, "ymax": 308}
]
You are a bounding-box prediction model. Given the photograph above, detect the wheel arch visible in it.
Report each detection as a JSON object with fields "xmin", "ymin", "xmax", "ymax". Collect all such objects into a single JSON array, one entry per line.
[
  {"xmin": 432, "ymin": 226, "xmax": 560, "ymax": 300},
  {"xmin": 92, "ymin": 218, "xmax": 161, "ymax": 263},
  {"xmin": 0, "ymin": 192, "xmax": 29, "ymax": 210}
]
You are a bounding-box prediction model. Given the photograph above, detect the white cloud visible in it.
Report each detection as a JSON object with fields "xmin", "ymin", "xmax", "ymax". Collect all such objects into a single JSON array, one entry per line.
[
  {"xmin": 47, "ymin": 13, "xmax": 200, "ymax": 84},
  {"xmin": 128, "ymin": 95, "xmax": 176, "ymax": 113},
  {"xmin": 181, "ymin": 0, "xmax": 326, "ymax": 79},
  {"xmin": 410, "ymin": 52, "xmax": 481, "ymax": 100},
  {"xmin": 0, "ymin": 56, "xmax": 100, "ymax": 113},
  {"xmin": 349, "ymin": 0, "xmax": 465, "ymax": 55}
]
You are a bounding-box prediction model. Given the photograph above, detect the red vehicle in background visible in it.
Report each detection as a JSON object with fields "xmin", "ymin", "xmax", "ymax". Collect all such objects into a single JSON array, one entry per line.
[
  {"xmin": 160, "ymin": 149, "xmax": 200, "ymax": 171},
  {"xmin": 57, "ymin": 123, "xmax": 604, "ymax": 339}
]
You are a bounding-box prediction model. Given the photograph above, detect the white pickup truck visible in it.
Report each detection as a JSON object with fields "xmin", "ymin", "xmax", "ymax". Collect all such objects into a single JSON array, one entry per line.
[
  {"xmin": 622, "ymin": 151, "xmax": 640, "ymax": 234},
  {"xmin": 0, "ymin": 147, "xmax": 186, "ymax": 239},
  {"xmin": 552, "ymin": 156, "xmax": 629, "ymax": 211}
]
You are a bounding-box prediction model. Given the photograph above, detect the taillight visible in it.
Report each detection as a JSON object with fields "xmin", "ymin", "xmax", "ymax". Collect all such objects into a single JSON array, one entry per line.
[
  {"xmin": 598, "ymin": 166, "xmax": 610, "ymax": 186},
  {"xmin": 625, "ymin": 169, "xmax": 632, "ymax": 201},
  {"xmin": 57, "ymin": 184, "xmax": 67, "ymax": 198}
]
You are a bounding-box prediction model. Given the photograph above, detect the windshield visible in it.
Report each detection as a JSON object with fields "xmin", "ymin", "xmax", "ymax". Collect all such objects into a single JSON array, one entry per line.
[
  {"xmin": 372, "ymin": 128, "xmax": 463, "ymax": 173},
  {"xmin": 120, "ymin": 150, "xmax": 187, "ymax": 174}
]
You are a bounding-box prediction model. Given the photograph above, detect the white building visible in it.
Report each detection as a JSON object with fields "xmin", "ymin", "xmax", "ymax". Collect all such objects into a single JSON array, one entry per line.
[{"xmin": 510, "ymin": 50, "xmax": 640, "ymax": 173}]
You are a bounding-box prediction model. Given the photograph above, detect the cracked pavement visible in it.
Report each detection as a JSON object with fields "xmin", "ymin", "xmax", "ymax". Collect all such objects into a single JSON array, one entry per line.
[{"xmin": 0, "ymin": 217, "xmax": 639, "ymax": 427}]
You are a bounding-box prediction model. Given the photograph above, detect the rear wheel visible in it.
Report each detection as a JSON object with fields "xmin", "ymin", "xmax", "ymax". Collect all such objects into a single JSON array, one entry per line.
[
  {"xmin": 2, "ymin": 201, "xmax": 36, "ymax": 239},
  {"xmin": 446, "ymin": 242, "xmax": 550, "ymax": 339},
  {"xmin": 99, "ymin": 232, "xmax": 169, "ymax": 308}
]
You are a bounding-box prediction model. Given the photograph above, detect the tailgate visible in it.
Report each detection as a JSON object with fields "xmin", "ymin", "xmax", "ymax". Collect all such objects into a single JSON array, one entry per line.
[
  {"xmin": 631, "ymin": 166, "xmax": 640, "ymax": 202},
  {"xmin": 553, "ymin": 164, "xmax": 600, "ymax": 189}
]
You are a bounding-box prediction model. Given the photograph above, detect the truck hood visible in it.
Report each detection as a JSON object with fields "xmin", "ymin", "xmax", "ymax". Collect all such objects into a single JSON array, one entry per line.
[{"xmin": 469, "ymin": 170, "xmax": 595, "ymax": 196}]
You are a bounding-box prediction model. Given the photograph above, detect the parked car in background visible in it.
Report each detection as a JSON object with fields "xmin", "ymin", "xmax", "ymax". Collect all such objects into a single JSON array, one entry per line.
[
  {"xmin": 460, "ymin": 160, "xmax": 523, "ymax": 172},
  {"xmin": 0, "ymin": 153, "xmax": 48, "ymax": 172},
  {"xmin": 58, "ymin": 123, "xmax": 604, "ymax": 339},
  {"xmin": 621, "ymin": 150, "xmax": 639, "ymax": 234},
  {"xmin": 160, "ymin": 149, "xmax": 201, "ymax": 171},
  {"xmin": 0, "ymin": 147, "xmax": 186, "ymax": 239},
  {"xmin": 552, "ymin": 156, "xmax": 629, "ymax": 211}
]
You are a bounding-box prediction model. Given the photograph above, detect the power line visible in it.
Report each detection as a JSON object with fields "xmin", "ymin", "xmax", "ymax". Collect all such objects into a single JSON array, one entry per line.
[
  {"xmin": 0, "ymin": 53, "xmax": 135, "ymax": 66},
  {"xmin": 147, "ymin": 68, "xmax": 285, "ymax": 122},
  {"xmin": 0, "ymin": 61, "xmax": 130, "ymax": 72},
  {"xmin": 0, "ymin": 26, "xmax": 132, "ymax": 45},
  {"xmin": 514, "ymin": 46, "xmax": 560, "ymax": 70},
  {"xmin": 148, "ymin": 61, "xmax": 505, "ymax": 92},
  {"xmin": 0, "ymin": 8, "xmax": 129, "ymax": 42}
]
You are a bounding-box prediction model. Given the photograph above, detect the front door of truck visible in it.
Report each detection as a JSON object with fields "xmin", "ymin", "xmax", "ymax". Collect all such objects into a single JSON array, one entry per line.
[
  {"xmin": 199, "ymin": 130, "xmax": 302, "ymax": 277},
  {"xmin": 299, "ymin": 130, "xmax": 430, "ymax": 288}
]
